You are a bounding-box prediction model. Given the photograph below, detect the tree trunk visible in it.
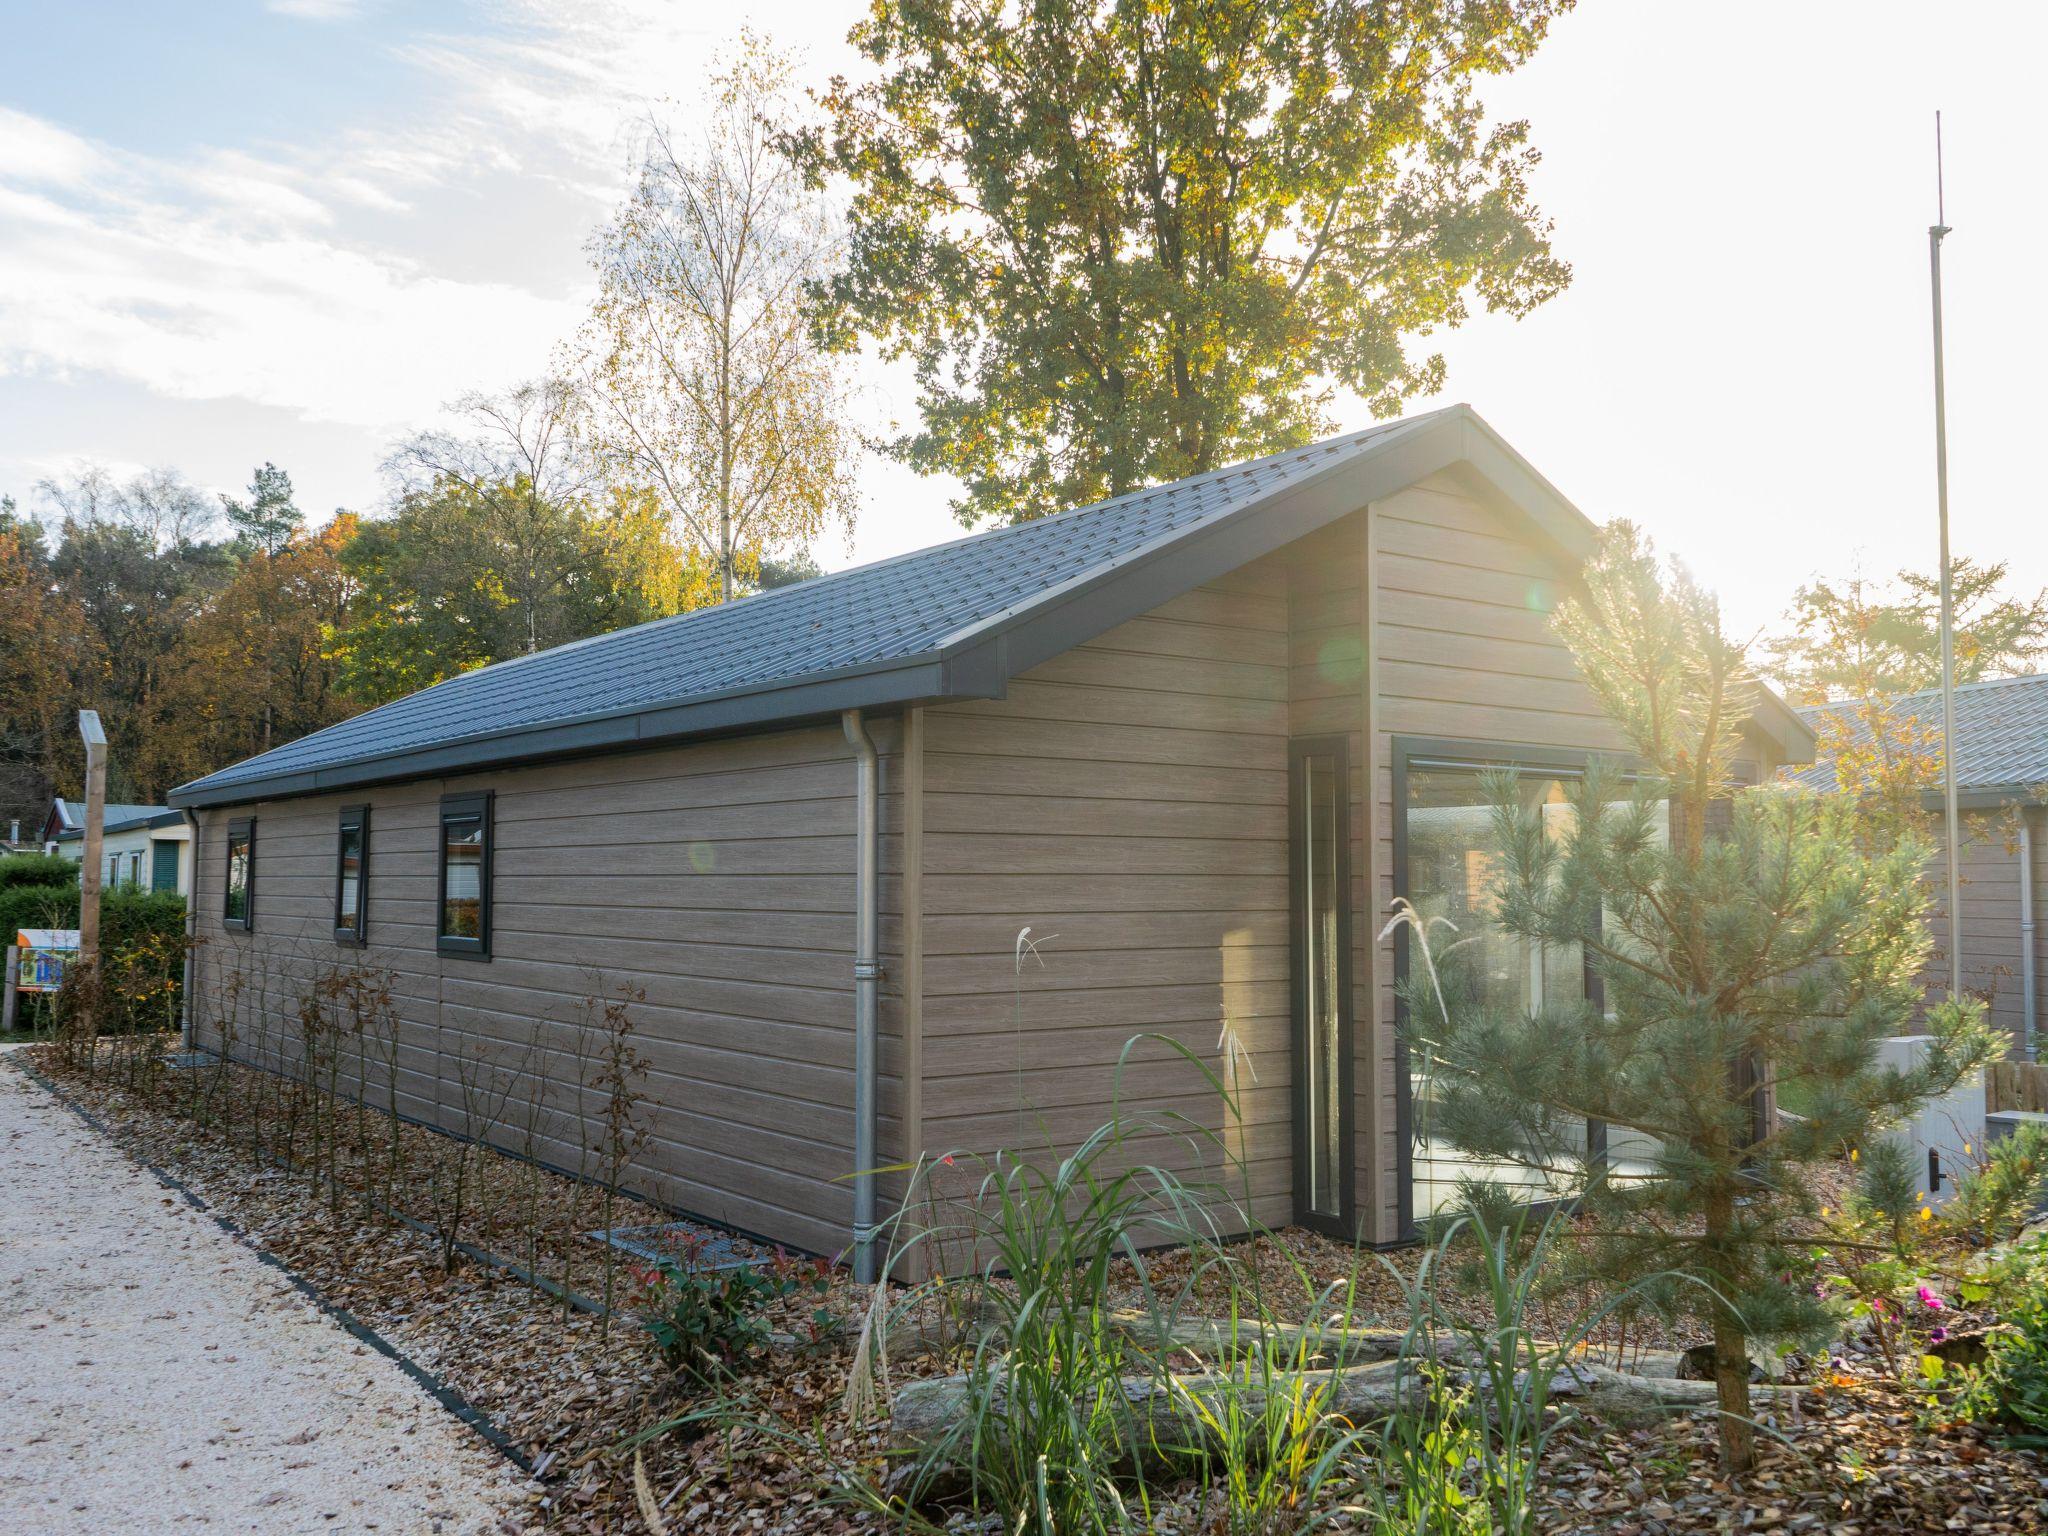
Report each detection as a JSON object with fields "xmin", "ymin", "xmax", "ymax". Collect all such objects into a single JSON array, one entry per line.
[{"xmin": 1705, "ymin": 1187, "xmax": 1755, "ymax": 1471}]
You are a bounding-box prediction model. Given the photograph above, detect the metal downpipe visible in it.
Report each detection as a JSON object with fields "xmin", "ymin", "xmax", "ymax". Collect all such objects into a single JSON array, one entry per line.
[
  {"xmin": 841, "ymin": 709, "xmax": 881, "ymax": 1283},
  {"xmin": 180, "ymin": 808, "xmax": 201, "ymax": 1051},
  {"xmin": 2022, "ymin": 812, "xmax": 2038, "ymax": 1061}
]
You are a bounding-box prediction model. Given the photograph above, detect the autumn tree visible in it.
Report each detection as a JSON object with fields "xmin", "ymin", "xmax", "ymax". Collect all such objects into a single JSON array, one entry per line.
[
  {"xmin": 39, "ymin": 466, "xmax": 236, "ymax": 801},
  {"xmin": 1766, "ymin": 559, "xmax": 2048, "ymax": 851},
  {"xmin": 149, "ymin": 517, "xmax": 361, "ymax": 790},
  {"xmin": 803, "ymin": 0, "xmax": 1571, "ymax": 526},
  {"xmin": 578, "ymin": 31, "xmax": 858, "ymax": 599},
  {"xmin": 0, "ymin": 504, "xmax": 98, "ymax": 823},
  {"xmin": 1400, "ymin": 524, "xmax": 1995, "ymax": 1471},
  {"xmin": 330, "ymin": 477, "xmax": 690, "ymax": 706}
]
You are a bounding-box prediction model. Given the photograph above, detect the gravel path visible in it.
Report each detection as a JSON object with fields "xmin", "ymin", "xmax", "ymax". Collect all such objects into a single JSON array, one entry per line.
[{"xmin": 0, "ymin": 1052, "xmax": 526, "ymax": 1534}]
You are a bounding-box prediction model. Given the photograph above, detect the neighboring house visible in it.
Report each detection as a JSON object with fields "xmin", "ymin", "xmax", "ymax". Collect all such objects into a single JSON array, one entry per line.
[
  {"xmin": 48, "ymin": 800, "xmax": 193, "ymax": 898},
  {"xmin": 1796, "ymin": 672, "xmax": 2048, "ymax": 1057},
  {"xmin": 168, "ymin": 405, "xmax": 1814, "ymax": 1264}
]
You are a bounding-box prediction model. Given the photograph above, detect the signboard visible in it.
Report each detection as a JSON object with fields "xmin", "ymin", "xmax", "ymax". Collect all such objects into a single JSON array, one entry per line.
[{"xmin": 16, "ymin": 929, "xmax": 80, "ymax": 994}]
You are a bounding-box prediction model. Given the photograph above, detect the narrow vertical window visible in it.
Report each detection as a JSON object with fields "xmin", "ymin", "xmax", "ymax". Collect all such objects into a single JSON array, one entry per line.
[
  {"xmin": 224, "ymin": 818, "xmax": 254, "ymax": 930},
  {"xmin": 1290, "ymin": 737, "xmax": 1351, "ymax": 1235},
  {"xmin": 437, "ymin": 792, "xmax": 492, "ymax": 956},
  {"xmin": 335, "ymin": 805, "xmax": 369, "ymax": 944}
]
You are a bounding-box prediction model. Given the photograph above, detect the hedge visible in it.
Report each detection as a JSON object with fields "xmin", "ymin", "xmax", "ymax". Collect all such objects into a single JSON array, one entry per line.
[
  {"xmin": 4, "ymin": 883, "xmax": 188, "ymax": 1032},
  {"xmin": 0, "ymin": 853, "xmax": 78, "ymax": 890}
]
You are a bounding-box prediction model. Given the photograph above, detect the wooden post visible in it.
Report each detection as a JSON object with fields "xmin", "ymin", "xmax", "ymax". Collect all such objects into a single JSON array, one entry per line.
[
  {"xmin": 2, "ymin": 946, "xmax": 17, "ymax": 1034},
  {"xmin": 77, "ymin": 710, "xmax": 108, "ymax": 1033}
]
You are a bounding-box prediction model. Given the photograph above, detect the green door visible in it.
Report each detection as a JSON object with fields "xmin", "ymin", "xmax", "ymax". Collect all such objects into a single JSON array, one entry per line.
[{"xmin": 151, "ymin": 841, "xmax": 180, "ymax": 894}]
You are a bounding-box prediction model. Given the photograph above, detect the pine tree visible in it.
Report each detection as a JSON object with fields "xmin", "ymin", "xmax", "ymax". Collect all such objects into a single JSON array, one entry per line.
[
  {"xmin": 1398, "ymin": 522, "xmax": 1997, "ymax": 1470},
  {"xmin": 221, "ymin": 462, "xmax": 303, "ymax": 555}
]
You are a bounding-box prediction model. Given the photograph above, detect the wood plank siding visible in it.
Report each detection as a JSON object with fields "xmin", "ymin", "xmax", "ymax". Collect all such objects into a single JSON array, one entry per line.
[
  {"xmin": 918, "ymin": 567, "xmax": 1297, "ymax": 1229},
  {"xmin": 1923, "ymin": 806, "xmax": 2043, "ymax": 1050},
  {"xmin": 189, "ymin": 723, "xmax": 907, "ymax": 1261}
]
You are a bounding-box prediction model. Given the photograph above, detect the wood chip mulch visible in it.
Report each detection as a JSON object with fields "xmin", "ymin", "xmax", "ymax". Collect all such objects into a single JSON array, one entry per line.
[{"xmin": 23, "ymin": 1041, "xmax": 2048, "ymax": 1534}]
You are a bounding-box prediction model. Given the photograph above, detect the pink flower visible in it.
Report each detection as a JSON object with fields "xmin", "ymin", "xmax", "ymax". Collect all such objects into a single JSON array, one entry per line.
[{"xmin": 1916, "ymin": 1285, "xmax": 1945, "ymax": 1312}]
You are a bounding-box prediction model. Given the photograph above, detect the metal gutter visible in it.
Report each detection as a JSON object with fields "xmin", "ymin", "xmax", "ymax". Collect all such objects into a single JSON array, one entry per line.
[{"xmin": 840, "ymin": 709, "xmax": 881, "ymax": 1284}]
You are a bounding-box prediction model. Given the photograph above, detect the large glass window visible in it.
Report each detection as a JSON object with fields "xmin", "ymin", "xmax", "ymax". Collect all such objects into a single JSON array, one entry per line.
[
  {"xmin": 224, "ymin": 819, "xmax": 254, "ymax": 929},
  {"xmin": 1400, "ymin": 752, "xmax": 1667, "ymax": 1222},
  {"xmin": 437, "ymin": 793, "xmax": 491, "ymax": 956},
  {"xmin": 335, "ymin": 806, "xmax": 368, "ymax": 944}
]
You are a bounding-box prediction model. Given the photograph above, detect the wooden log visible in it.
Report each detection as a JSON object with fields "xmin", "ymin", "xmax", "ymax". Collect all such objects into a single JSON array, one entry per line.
[{"xmin": 889, "ymin": 1358, "xmax": 1802, "ymax": 1468}]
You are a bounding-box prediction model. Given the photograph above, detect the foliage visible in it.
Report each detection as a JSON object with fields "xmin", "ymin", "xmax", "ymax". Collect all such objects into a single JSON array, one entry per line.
[
  {"xmin": 803, "ymin": 0, "xmax": 1572, "ymax": 526},
  {"xmin": 1947, "ymin": 1124, "xmax": 2048, "ymax": 1247},
  {"xmin": 1768, "ymin": 557, "xmax": 2048, "ymax": 703},
  {"xmin": 578, "ymin": 31, "xmax": 858, "ymax": 599},
  {"xmin": 330, "ymin": 474, "xmax": 687, "ymax": 706},
  {"xmin": 219, "ymin": 462, "xmax": 304, "ymax": 555},
  {"xmin": 1953, "ymin": 1284, "xmax": 2048, "ymax": 1446},
  {"xmin": 1396, "ymin": 520, "xmax": 1999, "ymax": 1470},
  {"xmin": 629, "ymin": 1247, "xmax": 831, "ymax": 1382},
  {"xmin": 0, "ymin": 508, "xmax": 98, "ymax": 823},
  {"xmin": 0, "ymin": 853, "xmax": 79, "ymax": 889},
  {"xmin": 150, "ymin": 517, "xmax": 360, "ymax": 783}
]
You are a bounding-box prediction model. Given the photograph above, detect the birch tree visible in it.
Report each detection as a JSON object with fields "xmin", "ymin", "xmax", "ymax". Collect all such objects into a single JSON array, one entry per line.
[{"xmin": 577, "ymin": 33, "xmax": 857, "ymax": 602}]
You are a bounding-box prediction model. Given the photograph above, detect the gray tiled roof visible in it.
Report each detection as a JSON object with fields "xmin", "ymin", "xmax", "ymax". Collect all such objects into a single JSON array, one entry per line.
[
  {"xmin": 1792, "ymin": 671, "xmax": 2048, "ymax": 797},
  {"xmin": 51, "ymin": 802, "xmax": 173, "ymax": 839},
  {"xmin": 174, "ymin": 412, "xmax": 1455, "ymax": 806}
]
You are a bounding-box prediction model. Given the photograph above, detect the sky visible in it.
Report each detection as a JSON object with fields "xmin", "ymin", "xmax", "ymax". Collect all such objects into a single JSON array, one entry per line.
[{"xmin": 1, "ymin": 1, "xmax": 2042, "ymax": 641}]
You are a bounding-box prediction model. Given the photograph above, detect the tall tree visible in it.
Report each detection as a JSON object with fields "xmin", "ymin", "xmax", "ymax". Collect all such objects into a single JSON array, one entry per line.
[
  {"xmin": 329, "ymin": 476, "xmax": 690, "ymax": 706},
  {"xmin": 1767, "ymin": 557, "xmax": 2048, "ymax": 703},
  {"xmin": 1399, "ymin": 523, "xmax": 1994, "ymax": 1471},
  {"xmin": 220, "ymin": 462, "xmax": 304, "ymax": 555},
  {"xmin": 1766, "ymin": 559, "xmax": 2048, "ymax": 852},
  {"xmin": 39, "ymin": 467, "xmax": 236, "ymax": 801},
  {"xmin": 149, "ymin": 517, "xmax": 361, "ymax": 789},
  {"xmin": 578, "ymin": 31, "xmax": 859, "ymax": 600},
  {"xmin": 0, "ymin": 505, "xmax": 98, "ymax": 823},
  {"xmin": 387, "ymin": 381, "xmax": 602, "ymax": 656},
  {"xmin": 803, "ymin": 0, "xmax": 1571, "ymax": 526}
]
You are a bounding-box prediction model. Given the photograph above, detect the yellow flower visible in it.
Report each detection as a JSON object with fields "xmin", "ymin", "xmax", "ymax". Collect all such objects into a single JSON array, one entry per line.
[
  {"xmin": 1920, "ymin": 1206, "xmax": 1933, "ymax": 1223},
  {"xmin": 1850, "ymin": 1149, "xmax": 1859, "ymax": 1163}
]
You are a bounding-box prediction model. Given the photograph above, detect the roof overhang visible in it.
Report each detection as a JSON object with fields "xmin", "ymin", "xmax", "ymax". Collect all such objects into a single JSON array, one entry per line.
[{"xmin": 170, "ymin": 404, "xmax": 1812, "ymax": 808}]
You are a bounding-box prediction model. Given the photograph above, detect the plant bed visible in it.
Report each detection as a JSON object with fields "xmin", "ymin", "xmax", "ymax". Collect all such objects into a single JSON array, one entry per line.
[{"xmin": 24, "ymin": 1037, "xmax": 2048, "ymax": 1534}]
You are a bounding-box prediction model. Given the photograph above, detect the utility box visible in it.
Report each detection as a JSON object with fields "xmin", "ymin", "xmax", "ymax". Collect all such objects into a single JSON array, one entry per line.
[{"xmin": 1874, "ymin": 1035, "xmax": 1985, "ymax": 1208}]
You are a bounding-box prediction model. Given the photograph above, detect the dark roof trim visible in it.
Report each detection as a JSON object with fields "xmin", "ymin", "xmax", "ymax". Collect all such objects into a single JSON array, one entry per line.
[
  {"xmin": 54, "ymin": 808, "xmax": 185, "ymax": 839},
  {"xmin": 1923, "ymin": 784, "xmax": 2048, "ymax": 812},
  {"xmin": 170, "ymin": 649, "xmax": 999, "ymax": 808},
  {"xmin": 169, "ymin": 404, "xmax": 1810, "ymax": 809}
]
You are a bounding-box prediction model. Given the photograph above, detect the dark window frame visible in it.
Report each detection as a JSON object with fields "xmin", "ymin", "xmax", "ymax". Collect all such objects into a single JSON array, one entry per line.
[
  {"xmin": 436, "ymin": 791, "xmax": 493, "ymax": 958},
  {"xmin": 1288, "ymin": 734, "xmax": 1356, "ymax": 1240},
  {"xmin": 334, "ymin": 804, "xmax": 369, "ymax": 946},
  {"xmin": 223, "ymin": 817, "xmax": 255, "ymax": 931},
  {"xmin": 1390, "ymin": 736, "xmax": 1653, "ymax": 1242}
]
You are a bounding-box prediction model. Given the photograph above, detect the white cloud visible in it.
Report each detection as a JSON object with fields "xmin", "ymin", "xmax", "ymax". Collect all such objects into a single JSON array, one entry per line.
[{"xmin": 265, "ymin": 0, "xmax": 365, "ymax": 20}]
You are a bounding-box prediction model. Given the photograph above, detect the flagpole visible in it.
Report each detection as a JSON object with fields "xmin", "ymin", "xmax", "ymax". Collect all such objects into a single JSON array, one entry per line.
[{"xmin": 1929, "ymin": 111, "xmax": 1963, "ymax": 1001}]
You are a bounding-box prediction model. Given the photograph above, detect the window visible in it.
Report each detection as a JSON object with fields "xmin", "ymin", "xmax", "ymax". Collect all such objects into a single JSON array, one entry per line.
[
  {"xmin": 128, "ymin": 850, "xmax": 142, "ymax": 886},
  {"xmin": 437, "ymin": 792, "xmax": 491, "ymax": 956},
  {"xmin": 224, "ymin": 819, "xmax": 254, "ymax": 929},
  {"xmin": 1394, "ymin": 741, "xmax": 1668, "ymax": 1229},
  {"xmin": 334, "ymin": 805, "xmax": 369, "ymax": 945},
  {"xmin": 1290, "ymin": 737, "xmax": 1352, "ymax": 1235}
]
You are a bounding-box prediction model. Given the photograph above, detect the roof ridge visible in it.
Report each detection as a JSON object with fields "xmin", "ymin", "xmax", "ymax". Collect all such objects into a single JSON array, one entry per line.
[{"xmin": 274, "ymin": 414, "xmax": 1443, "ymax": 702}]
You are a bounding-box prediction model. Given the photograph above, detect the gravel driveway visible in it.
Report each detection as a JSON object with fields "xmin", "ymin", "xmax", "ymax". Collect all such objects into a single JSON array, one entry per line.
[{"xmin": 0, "ymin": 1051, "xmax": 525, "ymax": 1534}]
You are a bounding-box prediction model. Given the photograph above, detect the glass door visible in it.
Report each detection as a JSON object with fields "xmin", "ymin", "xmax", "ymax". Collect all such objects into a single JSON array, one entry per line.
[{"xmin": 1290, "ymin": 737, "xmax": 1352, "ymax": 1234}]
